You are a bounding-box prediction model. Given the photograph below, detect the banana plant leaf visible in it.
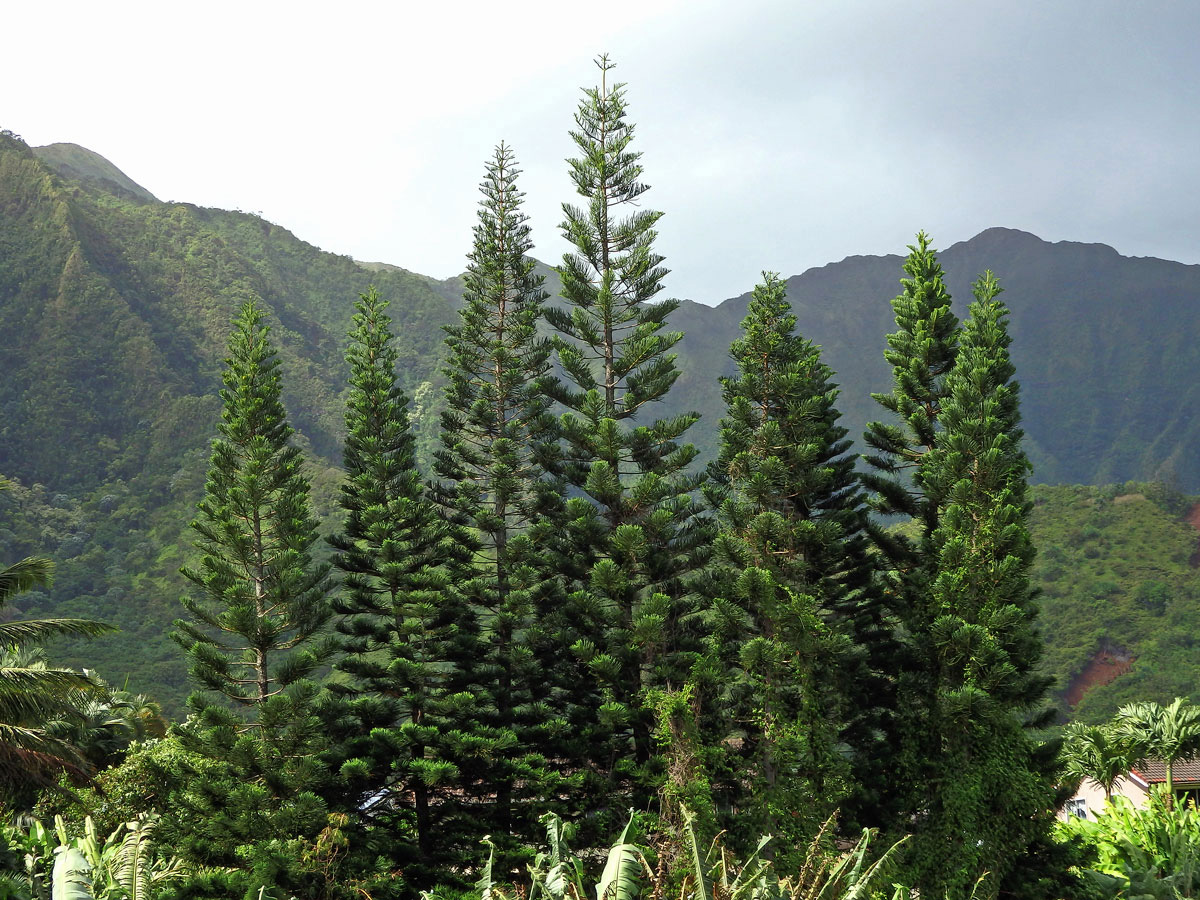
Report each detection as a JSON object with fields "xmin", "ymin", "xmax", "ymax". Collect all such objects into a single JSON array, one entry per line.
[
  {"xmin": 50, "ymin": 847, "xmax": 92, "ymax": 900},
  {"xmin": 595, "ymin": 811, "xmax": 649, "ymax": 900}
]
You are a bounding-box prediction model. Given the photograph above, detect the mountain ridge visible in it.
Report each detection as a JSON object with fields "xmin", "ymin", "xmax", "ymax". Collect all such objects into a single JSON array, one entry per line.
[
  {"xmin": 13, "ymin": 134, "xmax": 1200, "ymax": 492},
  {"xmin": 33, "ymin": 140, "xmax": 1197, "ymax": 306}
]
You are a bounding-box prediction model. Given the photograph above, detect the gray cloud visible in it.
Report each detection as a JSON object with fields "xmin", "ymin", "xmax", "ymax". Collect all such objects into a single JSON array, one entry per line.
[{"xmin": 610, "ymin": 0, "xmax": 1200, "ymax": 302}]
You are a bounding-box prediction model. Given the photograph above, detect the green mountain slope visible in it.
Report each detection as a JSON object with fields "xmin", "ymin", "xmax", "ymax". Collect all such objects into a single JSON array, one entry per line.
[
  {"xmin": 0, "ymin": 132, "xmax": 458, "ymax": 707},
  {"xmin": 32, "ymin": 142, "xmax": 159, "ymax": 203},
  {"xmin": 4, "ymin": 133, "xmax": 457, "ymax": 489}
]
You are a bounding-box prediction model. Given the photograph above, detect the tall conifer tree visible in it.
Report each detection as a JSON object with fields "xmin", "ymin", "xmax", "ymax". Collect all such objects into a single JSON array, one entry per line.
[
  {"xmin": 327, "ymin": 287, "xmax": 481, "ymax": 887},
  {"xmin": 863, "ymin": 249, "xmax": 1072, "ymax": 898},
  {"xmin": 545, "ymin": 55, "xmax": 709, "ymax": 824},
  {"xmin": 859, "ymin": 233, "xmax": 961, "ymax": 830},
  {"xmin": 862, "ymin": 232, "xmax": 960, "ymax": 542},
  {"xmin": 434, "ymin": 144, "xmax": 567, "ymax": 860},
  {"xmin": 703, "ymin": 272, "xmax": 872, "ymax": 855},
  {"xmin": 172, "ymin": 300, "xmax": 335, "ymax": 895},
  {"xmin": 915, "ymin": 274, "xmax": 1064, "ymax": 898}
]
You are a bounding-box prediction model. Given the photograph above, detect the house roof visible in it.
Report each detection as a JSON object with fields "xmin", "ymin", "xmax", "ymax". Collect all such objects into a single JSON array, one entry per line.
[{"xmin": 1131, "ymin": 759, "xmax": 1200, "ymax": 785}]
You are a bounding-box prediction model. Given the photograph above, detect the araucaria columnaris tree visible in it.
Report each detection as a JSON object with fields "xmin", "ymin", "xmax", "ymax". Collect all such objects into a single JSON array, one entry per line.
[
  {"xmin": 906, "ymin": 273, "xmax": 1065, "ymax": 899},
  {"xmin": 433, "ymin": 143, "xmax": 567, "ymax": 860},
  {"xmin": 328, "ymin": 286, "xmax": 480, "ymax": 886},
  {"xmin": 702, "ymin": 272, "xmax": 872, "ymax": 858},
  {"xmin": 172, "ymin": 300, "xmax": 335, "ymax": 893},
  {"xmin": 859, "ymin": 233, "xmax": 960, "ymax": 830},
  {"xmin": 545, "ymin": 54, "xmax": 709, "ymax": 824},
  {"xmin": 862, "ymin": 231, "xmax": 960, "ymax": 547}
]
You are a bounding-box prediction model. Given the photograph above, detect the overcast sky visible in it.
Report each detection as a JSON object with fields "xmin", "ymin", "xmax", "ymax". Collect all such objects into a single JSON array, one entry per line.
[{"xmin": 5, "ymin": 0, "xmax": 1198, "ymax": 305}]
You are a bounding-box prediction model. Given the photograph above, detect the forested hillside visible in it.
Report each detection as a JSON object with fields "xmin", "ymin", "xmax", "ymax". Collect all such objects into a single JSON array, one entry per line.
[{"xmin": 3, "ymin": 127, "xmax": 1200, "ymax": 714}]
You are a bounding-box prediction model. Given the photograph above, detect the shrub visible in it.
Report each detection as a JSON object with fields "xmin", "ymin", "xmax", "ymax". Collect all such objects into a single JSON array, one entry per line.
[{"xmin": 1058, "ymin": 793, "xmax": 1200, "ymax": 898}]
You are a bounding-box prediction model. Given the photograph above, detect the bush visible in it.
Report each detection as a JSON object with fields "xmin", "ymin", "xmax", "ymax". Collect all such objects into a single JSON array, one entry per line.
[
  {"xmin": 1135, "ymin": 581, "xmax": 1171, "ymax": 615},
  {"xmin": 1058, "ymin": 793, "xmax": 1200, "ymax": 898}
]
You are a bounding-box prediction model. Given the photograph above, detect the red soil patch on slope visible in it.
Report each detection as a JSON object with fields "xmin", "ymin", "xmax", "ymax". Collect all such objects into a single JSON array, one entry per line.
[
  {"xmin": 1187, "ymin": 502, "xmax": 1200, "ymax": 567},
  {"xmin": 1065, "ymin": 649, "xmax": 1133, "ymax": 708},
  {"xmin": 1064, "ymin": 501, "xmax": 1200, "ymax": 708}
]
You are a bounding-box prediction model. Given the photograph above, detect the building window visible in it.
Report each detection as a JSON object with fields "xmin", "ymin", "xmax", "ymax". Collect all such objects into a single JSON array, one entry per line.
[{"xmin": 1065, "ymin": 798, "xmax": 1088, "ymax": 819}]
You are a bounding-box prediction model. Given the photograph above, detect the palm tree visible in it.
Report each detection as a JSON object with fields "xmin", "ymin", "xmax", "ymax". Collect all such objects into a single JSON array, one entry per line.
[
  {"xmin": 1114, "ymin": 697, "xmax": 1200, "ymax": 807},
  {"xmin": 46, "ymin": 675, "xmax": 169, "ymax": 769},
  {"xmin": 1, "ymin": 478, "xmax": 115, "ymax": 796},
  {"xmin": 1062, "ymin": 722, "xmax": 1133, "ymax": 804}
]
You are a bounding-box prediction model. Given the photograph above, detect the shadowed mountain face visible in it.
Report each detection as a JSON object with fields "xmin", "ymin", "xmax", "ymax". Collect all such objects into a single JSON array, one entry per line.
[
  {"xmin": 674, "ymin": 227, "xmax": 1200, "ymax": 490},
  {"xmin": 3, "ymin": 132, "xmax": 1199, "ymax": 707}
]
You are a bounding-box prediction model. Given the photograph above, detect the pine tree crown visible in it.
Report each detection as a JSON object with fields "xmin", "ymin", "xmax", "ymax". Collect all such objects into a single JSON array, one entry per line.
[{"xmin": 175, "ymin": 300, "xmax": 332, "ymax": 713}]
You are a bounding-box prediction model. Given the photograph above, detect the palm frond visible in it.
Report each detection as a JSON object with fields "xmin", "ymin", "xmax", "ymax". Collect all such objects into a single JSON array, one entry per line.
[
  {"xmin": 0, "ymin": 618, "xmax": 116, "ymax": 648},
  {"xmin": 0, "ymin": 667, "xmax": 99, "ymax": 722},
  {"xmin": 0, "ymin": 722, "xmax": 89, "ymax": 792},
  {"xmin": 0, "ymin": 556, "xmax": 54, "ymax": 605}
]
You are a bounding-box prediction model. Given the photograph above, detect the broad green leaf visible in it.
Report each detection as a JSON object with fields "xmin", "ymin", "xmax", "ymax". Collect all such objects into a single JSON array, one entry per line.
[
  {"xmin": 51, "ymin": 847, "xmax": 92, "ymax": 900},
  {"xmin": 596, "ymin": 812, "xmax": 645, "ymax": 900}
]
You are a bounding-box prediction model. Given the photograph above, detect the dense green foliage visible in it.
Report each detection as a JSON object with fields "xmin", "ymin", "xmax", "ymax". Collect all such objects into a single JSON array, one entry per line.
[
  {"xmin": 1, "ymin": 813, "xmax": 185, "ymax": 899},
  {"xmin": 701, "ymin": 272, "xmax": 870, "ymax": 859},
  {"xmin": 0, "ymin": 129, "xmax": 457, "ymax": 709},
  {"xmin": 6, "ymin": 122, "xmax": 1200, "ymax": 712},
  {"xmin": 0, "ymin": 480, "xmax": 114, "ymax": 798},
  {"xmin": 1059, "ymin": 794, "xmax": 1200, "ymax": 899},
  {"xmin": 1030, "ymin": 481, "xmax": 1200, "ymax": 721},
  {"xmin": 858, "ymin": 247, "xmax": 1074, "ymax": 897},
  {"xmin": 326, "ymin": 285, "xmax": 480, "ymax": 886},
  {"xmin": 475, "ymin": 809, "xmax": 905, "ymax": 900},
  {"xmin": 169, "ymin": 303, "xmax": 338, "ymax": 896},
  {"xmin": 173, "ymin": 302, "xmax": 334, "ymax": 709},
  {"xmin": 859, "ymin": 234, "xmax": 961, "ymax": 833},
  {"xmin": 914, "ymin": 275, "xmax": 1064, "ymax": 896},
  {"xmin": 433, "ymin": 144, "xmax": 567, "ymax": 862}
]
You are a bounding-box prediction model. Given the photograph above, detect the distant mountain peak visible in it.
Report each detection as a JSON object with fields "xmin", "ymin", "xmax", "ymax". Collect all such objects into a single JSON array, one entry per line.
[
  {"xmin": 949, "ymin": 226, "xmax": 1139, "ymax": 264},
  {"xmin": 963, "ymin": 225, "xmax": 1048, "ymax": 245},
  {"xmin": 33, "ymin": 142, "xmax": 158, "ymax": 203}
]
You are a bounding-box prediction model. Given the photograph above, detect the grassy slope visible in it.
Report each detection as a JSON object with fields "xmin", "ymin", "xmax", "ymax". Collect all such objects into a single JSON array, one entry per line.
[{"xmin": 1030, "ymin": 482, "xmax": 1200, "ymax": 723}]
